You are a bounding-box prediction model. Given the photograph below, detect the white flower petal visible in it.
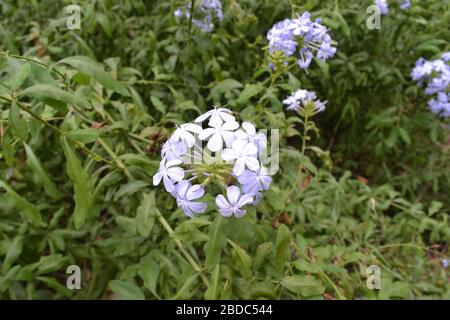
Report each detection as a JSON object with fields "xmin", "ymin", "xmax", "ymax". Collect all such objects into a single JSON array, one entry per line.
[
  {"xmin": 226, "ymin": 186, "xmax": 241, "ymax": 205},
  {"xmin": 198, "ymin": 127, "xmax": 216, "ymax": 140},
  {"xmin": 207, "ymin": 133, "xmax": 223, "ymax": 152},
  {"xmin": 153, "ymin": 171, "xmax": 163, "ymax": 186},
  {"xmin": 242, "ymin": 122, "xmax": 256, "ymax": 135},
  {"xmin": 222, "ymin": 120, "xmax": 239, "ymax": 131},
  {"xmin": 221, "ymin": 131, "xmax": 235, "ymax": 148},
  {"xmin": 245, "ymin": 157, "xmax": 260, "ymax": 172},
  {"xmin": 233, "ymin": 158, "xmax": 246, "ymax": 176},
  {"xmin": 221, "ymin": 148, "xmax": 238, "ymax": 161},
  {"xmin": 183, "ymin": 123, "xmax": 202, "ymax": 133}
]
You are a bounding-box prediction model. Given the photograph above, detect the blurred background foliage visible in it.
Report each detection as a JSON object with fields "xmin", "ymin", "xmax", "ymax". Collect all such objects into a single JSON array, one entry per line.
[{"xmin": 0, "ymin": 0, "xmax": 449, "ymax": 299}]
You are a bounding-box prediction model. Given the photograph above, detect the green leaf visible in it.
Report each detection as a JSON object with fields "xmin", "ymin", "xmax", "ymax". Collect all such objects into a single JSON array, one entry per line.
[
  {"xmin": 66, "ymin": 128, "xmax": 99, "ymax": 144},
  {"xmin": 173, "ymin": 273, "xmax": 199, "ymax": 300},
  {"xmin": 398, "ymin": 127, "xmax": 411, "ymax": 145},
  {"xmin": 138, "ymin": 255, "xmax": 160, "ymax": 294},
  {"xmin": 293, "ymin": 259, "xmax": 319, "ymax": 273},
  {"xmin": 204, "ymin": 264, "xmax": 220, "ymax": 300},
  {"xmin": 57, "ymin": 56, "xmax": 130, "ymax": 96},
  {"xmin": 209, "ymin": 79, "xmax": 243, "ymax": 101},
  {"xmin": 115, "ymin": 216, "xmax": 137, "ymax": 235},
  {"xmin": 0, "ymin": 180, "xmax": 44, "ymax": 226},
  {"xmin": 62, "ymin": 138, "xmax": 95, "ymax": 229},
  {"xmin": 8, "ymin": 101, "xmax": 28, "ymax": 140},
  {"xmin": 237, "ymin": 83, "xmax": 264, "ymax": 104},
  {"xmin": 109, "ymin": 280, "xmax": 145, "ymax": 300},
  {"xmin": 114, "ymin": 180, "xmax": 150, "ymax": 200},
  {"xmin": 2, "ymin": 236, "xmax": 24, "ymax": 274},
  {"xmin": 228, "ymin": 239, "xmax": 252, "ymax": 279},
  {"xmin": 173, "ymin": 218, "xmax": 210, "ymax": 242},
  {"xmin": 35, "ymin": 254, "xmax": 68, "ymax": 274},
  {"xmin": 150, "ymin": 96, "xmax": 166, "ymax": 114},
  {"xmin": 136, "ymin": 192, "xmax": 156, "ymax": 237},
  {"xmin": 0, "ymin": 131, "xmax": 15, "ymax": 166},
  {"xmin": 281, "ymin": 275, "xmax": 324, "ymax": 297},
  {"xmin": 24, "ymin": 143, "xmax": 64, "ymax": 200},
  {"xmin": 19, "ymin": 84, "xmax": 90, "ymax": 111},
  {"xmin": 95, "ymin": 13, "xmax": 112, "ymax": 37},
  {"xmin": 204, "ymin": 215, "xmax": 228, "ymax": 270},
  {"xmin": 274, "ymin": 224, "xmax": 291, "ymax": 272},
  {"xmin": 6, "ymin": 63, "xmax": 31, "ymax": 90}
]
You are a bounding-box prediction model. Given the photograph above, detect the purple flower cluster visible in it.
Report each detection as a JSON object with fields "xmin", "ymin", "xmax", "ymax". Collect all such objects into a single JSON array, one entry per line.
[
  {"xmin": 153, "ymin": 107, "xmax": 272, "ymax": 218},
  {"xmin": 375, "ymin": 0, "xmax": 411, "ymax": 14},
  {"xmin": 266, "ymin": 12, "xmax": 336, "ymax": 70},
  {"xmin": 375, "ymin": 0, "xmax": 389, "ymax": 15},
  {"xmin": 412, "ymin": 52, "xmax": 450, "ymax": 117},
  {"xmin": 442, "ymin": 259, "xmax": 450, "ymax": 268},
  {"xmin": 283, "ymin": 89, "xmax": 327, "ymax": 113},
  {"xmin": 174, "ymin": 0, "xmax": 223, "ymax": 33},
  {"xmin": 400, "ymin": 0, "xmax": 411, "ymax": 10}
]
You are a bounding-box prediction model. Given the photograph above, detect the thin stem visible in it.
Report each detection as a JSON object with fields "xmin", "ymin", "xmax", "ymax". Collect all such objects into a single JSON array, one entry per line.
[
  {"xmin": 0, "ymin": 51, "xmax": 66, "ymax": 82},
  {"xmin": 82, "ymin": 124, "xmax": 133, "ymax": 179},
  {"xmin": 155, "ymin": 209, "xmax": 210, "ymax": 287},
  {"xmin": 291, "ymin": 241, "xmax": 347, "ymax": 300},
  {"xmin": 0, "ymin": 95, "xmax": 117, "ymax": 168},
  {"xmin": 188, "ymin": 0, "xmax": 195, "ymax": 32}
]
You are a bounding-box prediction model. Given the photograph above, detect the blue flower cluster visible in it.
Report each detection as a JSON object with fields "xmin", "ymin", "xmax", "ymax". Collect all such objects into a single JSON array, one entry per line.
[
  {"xmin": 174, "ymin": 0, "xmax": 223, "ymax": 33},
  {"xmin": 375, "ymin": 0, "xmax": 389, "ymax": 15},
  {"xmin": 153, "ymin": 107, "xmax": 272, "ymax": 218},
  {"xmin": 266, "ymin": 12, "xmax": 336, "ymax": 70},
  {"xmin": 283, "ymin": 89, "xmax": 327, "ymax": 113},
  {"xmin": 375, "ymin": 0, "xmax": 411, "ymax": 15},
  {"xmin": 412, "ymin": 52, "xmax": 450, "ymax": 117}
]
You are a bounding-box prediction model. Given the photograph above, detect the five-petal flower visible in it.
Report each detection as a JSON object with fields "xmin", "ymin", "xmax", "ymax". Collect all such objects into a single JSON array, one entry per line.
[
  {"xmin": 172, "ymin": 123, "xmax": 202, "ymax": 148},
  {"xmin": 175, "ymin": 180, "xmax": 207, "ymax": 218},
  {"xmin": 199, "ymin": 120, "xmax": 239, "ymax": 152},
  {"xmin": 215, "ymin": 185, "xmax": 254, "ymax": 218},
  {"xmin": 237, "ymin": 167, "xmax": 272, "ymax": 196},
  {"xmin": 195, "ymin": 107, "xmax": 235, "ymax": 127},
  {"xmin": 221, "ymin": 139, "xmax": 259, "ymax": 176},
  {"xmin": 153, "ymin": 159, "xmax": 185, "ymax": 192},
  {"xmin": 234, "ymin": 122, "xmax": 267, "ymax": 152}
]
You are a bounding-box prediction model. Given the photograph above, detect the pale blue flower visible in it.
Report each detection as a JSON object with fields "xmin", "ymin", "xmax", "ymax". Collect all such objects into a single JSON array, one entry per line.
[
  {"xmin": 172, "ymin": 123, "xmax": 203, "ymax": 148},
  {"xmin": 215, "ymin": 185, "xmax": 253, "ymax": 218},
  {"xmin": 199, "ymin": 119, "xmax": 239, "ymax": 152},
  {"xmin": 375, "ymin": 0, "xmax": 389, "ymax": 15},
  {"xmin": 153, "ymin": 159, "xmax": 185, "ymax": 192},
  {"xmin": 267, "ymin": 12, "xmax": 336, "ymax": 70},
  {"xmin": 428, "ymin": 92, "xmax": 450, "ymax": 117},
  {"xmin": 174, "ymin": 0, "xmax": 223, "ymax": 33},
  {"xmin": 221, "ymin": 140, "xmax": 259, "ymax": 176},
  {"xmin": 195, "ymin": 106, "xmax": 235, "ymax": 127},
  {"xmin": 283, "ymin": 89, "xmax": 327, "ymax": 113},
  {"xmin": 267, "ymin": 19, "xmax": 298, "ymax": 57},
  {"xmin": 442, "ymin": 52, "xmax": 450, "ymax": 62},
  {"xmin": 175, "ymin": 180, "xmax": 207, "ymax": 218},
  {"xmin": 237, "ymin": 167, "xmax": 272, "ymax": 197},
  {"xmin": 400, "ymin": 0, "xmax": 411, "ymax": 10},
  {"xmin": 412, "ymin": 55, "xmax": 450, "ymax": 117},
  {"xmin": 234, "ymin": 122, "xmax": 267, "ymax": 152},
  {"xmin": 162, "ymin": 139, "xmax": 187, "ymax": 161}
]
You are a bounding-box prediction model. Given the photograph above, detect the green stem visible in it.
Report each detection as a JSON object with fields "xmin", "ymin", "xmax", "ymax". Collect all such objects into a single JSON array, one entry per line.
[
  {"xmin": 188, "ymin": 0, "xmax": 195, "ymax": 32},
  {"xmin": 155, "ymin": 209, "xmax": 210, "ymax": 287},
  {"xmin": 0, "ymin": 51, "xmax": 67, "ymax": 82},
  {"xmin": 291, "ymin": 241, "xmax": 347, "ymax": 300},
  {"xmin": 0, "ymin": 95, "xmax": 117, "ymax": 168}
]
